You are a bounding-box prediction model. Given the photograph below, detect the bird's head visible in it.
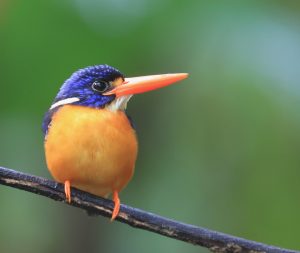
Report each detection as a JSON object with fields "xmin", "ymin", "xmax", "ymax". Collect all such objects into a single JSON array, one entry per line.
[
  {"xmin": 43, "ymin": 64, "xmax": 188, "ymax": 134},
  {"xmin": 50, "ymin": 64, "xmax": 188, "ymax": 111}
]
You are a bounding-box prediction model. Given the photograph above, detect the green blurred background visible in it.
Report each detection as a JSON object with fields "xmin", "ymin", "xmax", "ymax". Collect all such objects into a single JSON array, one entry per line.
[{"xmin": 1, "ymin": 1, "xmax": 300, "ymax": 252}]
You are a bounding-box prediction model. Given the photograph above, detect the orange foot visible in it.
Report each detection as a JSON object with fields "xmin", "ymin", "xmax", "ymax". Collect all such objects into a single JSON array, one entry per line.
[
  {"xmin": 111, "ymin": 190, "xmax": 120, "ymax": 221},
  {"xmin": 64, "ymin": 180, "xmax": 71, "ymax": 203}
]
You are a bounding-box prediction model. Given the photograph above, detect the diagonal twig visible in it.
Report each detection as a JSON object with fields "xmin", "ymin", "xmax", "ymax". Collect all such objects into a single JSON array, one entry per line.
[{"xmin": 0, "ymin": 166, "xmax": 298, "ymax": 253}]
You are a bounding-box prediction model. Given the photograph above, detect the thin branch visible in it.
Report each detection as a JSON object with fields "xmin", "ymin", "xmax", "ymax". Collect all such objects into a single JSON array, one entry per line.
[{"xmin": 0, "ymin": 166, "xmax": 298, "ymax": 253}]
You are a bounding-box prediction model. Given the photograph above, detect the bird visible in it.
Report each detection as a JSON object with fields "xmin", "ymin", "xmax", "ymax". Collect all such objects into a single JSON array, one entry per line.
[{"xmin": 43, "ymin": 64, "xmax": 188, "ymax": 220}]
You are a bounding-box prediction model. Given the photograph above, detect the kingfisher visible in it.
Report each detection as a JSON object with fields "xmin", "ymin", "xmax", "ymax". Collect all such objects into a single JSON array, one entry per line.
[{"xmin": 43, "ymin": 65, "xmax": 188, "ymax": 220}]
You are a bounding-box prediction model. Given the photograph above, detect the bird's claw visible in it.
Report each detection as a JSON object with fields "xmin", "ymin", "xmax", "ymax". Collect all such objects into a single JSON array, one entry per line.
[
  {"xmin": 111, "ymin": 190, "xmax": 120, "ymax": 221},
  {"xmin": 64, "ymin": 180, "xmax": 71, "ymax": 203}
]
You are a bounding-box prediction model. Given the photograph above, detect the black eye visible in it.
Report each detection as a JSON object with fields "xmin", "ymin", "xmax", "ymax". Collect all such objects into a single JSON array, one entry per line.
[{"xmin": 92, "ymin": 80, "xmax": 109, "ymax": 93}]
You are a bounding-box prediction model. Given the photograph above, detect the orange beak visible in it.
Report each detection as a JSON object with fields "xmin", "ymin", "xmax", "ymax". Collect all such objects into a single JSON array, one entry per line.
[{"xmin": 104, "ymin": 73, "xmax": 188, "ymax": 97}]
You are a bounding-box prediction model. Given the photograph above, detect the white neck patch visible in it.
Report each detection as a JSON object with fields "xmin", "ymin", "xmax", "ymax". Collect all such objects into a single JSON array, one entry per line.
[
  {"xmin": 106, "ymin": 95, "xmax": 132, "ymax": 112},
  {"xmin": 50, "ymin": 97, "xmax": 80, "ymax": 110}
]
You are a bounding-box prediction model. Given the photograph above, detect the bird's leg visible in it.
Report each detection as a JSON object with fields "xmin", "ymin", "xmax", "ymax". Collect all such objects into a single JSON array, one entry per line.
[
  {"xmin": 64, "ymin": 180, "xmax": 71, "ymax": 203},
  {"xmin": 111, "ymin": 190, "xmax": 120, "ymax": 221}
]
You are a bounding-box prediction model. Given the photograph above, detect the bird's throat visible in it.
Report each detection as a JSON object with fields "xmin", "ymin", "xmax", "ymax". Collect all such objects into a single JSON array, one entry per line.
[{"xmin": 106, "ymin": 95, "xmax": 132, "ymax": 112}]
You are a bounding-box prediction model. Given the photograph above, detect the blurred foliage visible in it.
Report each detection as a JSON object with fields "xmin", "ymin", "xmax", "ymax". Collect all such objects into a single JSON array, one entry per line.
[{"xmin": 0, "ymin": 1, "xmax": 300, "ymax": 252}]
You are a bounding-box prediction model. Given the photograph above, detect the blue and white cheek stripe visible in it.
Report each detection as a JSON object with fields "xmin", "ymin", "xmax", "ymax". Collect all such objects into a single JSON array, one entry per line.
[{"xmin": 50, "ymin": 97, "xmax": 80, "ymax": 110}]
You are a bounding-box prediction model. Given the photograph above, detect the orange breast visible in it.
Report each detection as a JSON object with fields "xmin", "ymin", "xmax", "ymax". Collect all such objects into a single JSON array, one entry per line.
[{"xmin": 44, "ymin": 105, "xmax": 138, "ymax": 197}]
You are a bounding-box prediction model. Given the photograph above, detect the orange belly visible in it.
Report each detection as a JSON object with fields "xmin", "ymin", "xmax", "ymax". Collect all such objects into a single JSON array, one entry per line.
[{"xmin": 44, "ymin": 105, "xmax": 138, "ymax": 197}]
